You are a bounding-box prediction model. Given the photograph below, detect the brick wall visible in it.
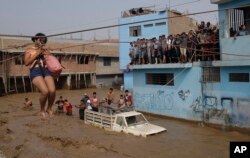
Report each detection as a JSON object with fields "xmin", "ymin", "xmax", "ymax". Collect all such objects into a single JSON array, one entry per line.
[
  {"xmin": 168, "ymin": 11, "xmax": 197, "ymax": 35},
  {"xmin": 0, "ymin": 38, "xmax": 119, "ymax": 76}
]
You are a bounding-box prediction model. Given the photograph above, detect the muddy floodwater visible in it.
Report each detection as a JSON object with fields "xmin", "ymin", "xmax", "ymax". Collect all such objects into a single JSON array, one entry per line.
[{"xmin": 0, "ymin": 88, "xmax": 250, "ymax": 158}]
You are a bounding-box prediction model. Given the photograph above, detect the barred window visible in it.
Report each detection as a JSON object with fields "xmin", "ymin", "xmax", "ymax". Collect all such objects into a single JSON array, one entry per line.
[
  {"xmin": 226, "ymin": 6, "xmax": 250, "ymax": 38},
  {"xmin": 229, "ymin": 73, "xmax": 249, "ymax": 82},
  {"xmin": 203, "ymin": 67, "xmax": 220, "ymax": 82},
  {"xmin": 129, "ymin": 26, "xmax": 141, "ymax": 37},
  {"xmin": 144, "ymin": 24, "xmax": 153, "ymax": 28},
  {"xmin": 155, "ymin": 22, "xmax": 166, "ymax": 26},
  {"xmin": 146, "ymin": 73, "xmax": 174, "ymax": 86}
]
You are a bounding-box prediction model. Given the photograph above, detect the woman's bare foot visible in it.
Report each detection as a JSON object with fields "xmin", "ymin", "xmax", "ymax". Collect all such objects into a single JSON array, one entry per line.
[
  {"xmin": 40, "ymin": 111, "xmax": 46, "ymax": 121},
  {"xmin": 46, "ymin": 110, "xmax": 53, "ymax": 118}
]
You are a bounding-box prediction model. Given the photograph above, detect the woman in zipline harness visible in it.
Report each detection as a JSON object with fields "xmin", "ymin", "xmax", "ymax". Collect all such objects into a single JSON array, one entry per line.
[{"xmin": 24, "ymin": 33, "xmax": 56, "ymax": 120}]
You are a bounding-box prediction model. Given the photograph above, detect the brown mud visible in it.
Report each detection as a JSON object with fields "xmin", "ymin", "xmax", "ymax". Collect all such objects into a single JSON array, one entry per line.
[{"xmin": 0, "ymin": 88, "xmax": 249, "ymax": 158}]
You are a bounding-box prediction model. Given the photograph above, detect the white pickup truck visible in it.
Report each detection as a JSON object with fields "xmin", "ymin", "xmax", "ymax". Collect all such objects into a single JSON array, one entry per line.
[{"xmin": 84, "ymin": 110, "xmax": 166, "ymax": 137}]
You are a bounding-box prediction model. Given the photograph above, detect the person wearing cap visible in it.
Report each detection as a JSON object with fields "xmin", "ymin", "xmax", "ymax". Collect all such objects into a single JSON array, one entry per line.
[
  {"xmin": 75, "ymin": 93, "xmax": 89, "ymax": 120},
  {"xmin": 24, "ymin": 33, "xmax": 56, "ymax": 120}
]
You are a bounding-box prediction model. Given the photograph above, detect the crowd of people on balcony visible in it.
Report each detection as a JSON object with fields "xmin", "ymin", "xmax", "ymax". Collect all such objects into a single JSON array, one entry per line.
[{"xmin": 127, "ymin": 21, "xmax": 220, "ymax": 68}]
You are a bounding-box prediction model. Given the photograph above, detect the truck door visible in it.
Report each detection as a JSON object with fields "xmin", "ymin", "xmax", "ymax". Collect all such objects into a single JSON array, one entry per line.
[{"xmin": 113, "ymin": 116, "xmax": 126, "ymax": 132}]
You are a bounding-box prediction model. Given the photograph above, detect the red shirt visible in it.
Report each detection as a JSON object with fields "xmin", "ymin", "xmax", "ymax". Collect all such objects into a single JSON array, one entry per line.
[
  {"xmin": 125, "ymin": 94, "xmax": 133, "ymax": 106},
  {"xmin": 65, "ymin": 102, "xmax": 72, "ymax": 112}
]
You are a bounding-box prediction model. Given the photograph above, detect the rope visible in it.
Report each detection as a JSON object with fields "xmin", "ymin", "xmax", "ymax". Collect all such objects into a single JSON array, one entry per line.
[
  {"xmin": 0, "ymin": 53, "xmax": 24, "ymax": 64},
  {"xmin": 164, "ymin": 50, "xmax": 197, "ymax": 86},
  {"xmin": 0, "ymin": 43, "xmax": 33, "ymax": 51}
]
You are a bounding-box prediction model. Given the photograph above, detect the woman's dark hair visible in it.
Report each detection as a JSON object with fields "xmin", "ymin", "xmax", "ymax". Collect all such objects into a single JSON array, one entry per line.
[{"xmin": 31, "ymin": 33, "xmax": 47, "ymax": 43}]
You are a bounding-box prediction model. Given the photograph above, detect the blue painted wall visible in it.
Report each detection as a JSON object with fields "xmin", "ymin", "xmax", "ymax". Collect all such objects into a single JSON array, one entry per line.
[
  {"xmin": 133, "ymin": 67, "xmax": 203, "ymax": 121},
  {"xmin": 218, "ymin": 0, "xmax": 250, "ymax": 61},
  {"xmin": 213, "ymin": 1, "xmax": 250, "ymax": 128},
  {"xmin": 132, "ymin": 65, "xmax": 250, "ymax": 127},
  {"xmin": 203, "ymin": 66, "xmax": 250, "ymax": 127},
  {"xmin": 220, "ymin": 36, "xmax": 250, "ymax": 61},
  {"xmin": 123, "ymin": 71, "xmax": 133, "ymax": 91},
  {"xmin": 220, "ymin": 67, "xmax": 250, "ymax": 98},
  {"xmin": 119, "ymin": 12, "xmax": 168, "ymax": 70}
]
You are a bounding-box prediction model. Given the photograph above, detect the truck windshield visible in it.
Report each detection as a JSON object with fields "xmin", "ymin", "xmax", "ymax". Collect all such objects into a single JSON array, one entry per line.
[{"xmin": 126, "ymin": 114, "xmax": 147, "ymax": 126}]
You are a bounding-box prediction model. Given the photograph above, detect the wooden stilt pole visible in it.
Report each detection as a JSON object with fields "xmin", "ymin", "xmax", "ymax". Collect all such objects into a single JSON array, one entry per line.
[
  {"xmin": 77, "ymin": 73, "xmax": 79, "ymax": 89},
  {"xmin": 79, "ymin": 74, "xmax": 81, "ymax": 89},
  {"xmin": 75, "ymin": 73, "xmax": 77, "ymax": 89},
  {"xmin": 14, "ymin": 76, "xmax": 18, "ymax": 93},
  {"xmin": 69, "ymin": 74, "xmax": 72, "ymax": 90},
  {"xmin": 84, "ymin": 73, "xmax": 86, "ymax": 88},
  {"xmin": 30, "ymin": 77, "xmax": 33, "ymax": 92},
  {"xmin": 22, "ymin": 76, "xmax": 26, "ymax": 92},
  {"xmin": 90, "ymin": 73, "xmax": 93, "ymax": 85},
  {"xmin": 94, "ymin": 73, "xmax": 96, "ymax": 86},
  {"xmin": 1, "ymin": 39, "xmax": 7, "ymax": 94}
]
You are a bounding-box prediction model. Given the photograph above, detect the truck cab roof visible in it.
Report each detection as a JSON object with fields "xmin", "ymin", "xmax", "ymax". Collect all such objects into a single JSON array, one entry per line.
[{"xmin": 115, "ymin": 111, "xmax": 142, "ymax": 117}]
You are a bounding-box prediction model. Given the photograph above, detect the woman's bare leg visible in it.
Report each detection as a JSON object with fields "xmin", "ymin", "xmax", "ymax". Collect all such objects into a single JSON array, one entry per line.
[
  {"xmin": 32, "ymin": 76, "xmax": 49, "ymax": 119},
  {"xmin": 44, "ymin": 76, "xmax": 56, "ymax": 117}
]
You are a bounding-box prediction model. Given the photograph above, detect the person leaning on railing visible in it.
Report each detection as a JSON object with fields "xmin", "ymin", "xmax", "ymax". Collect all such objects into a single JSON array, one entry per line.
[{"xmin": 237, "ymin": 24, "xmax": 248, "ymax": 36}]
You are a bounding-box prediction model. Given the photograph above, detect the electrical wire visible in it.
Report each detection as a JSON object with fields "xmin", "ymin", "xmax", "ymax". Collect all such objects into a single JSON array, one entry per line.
[
  {"xmin": 170, "ymin": 0, "xmax": 201, "ymax": 8},
  {"xmin": 44, "ymin": 17, "xmax": 119, "ymax": 35}
]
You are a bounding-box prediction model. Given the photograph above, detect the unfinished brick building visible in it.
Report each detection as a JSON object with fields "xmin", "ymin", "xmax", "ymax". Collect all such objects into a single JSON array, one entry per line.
[{"xmin": 0, "ymin": 37, "xmax": 122, "ymax": 95}]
